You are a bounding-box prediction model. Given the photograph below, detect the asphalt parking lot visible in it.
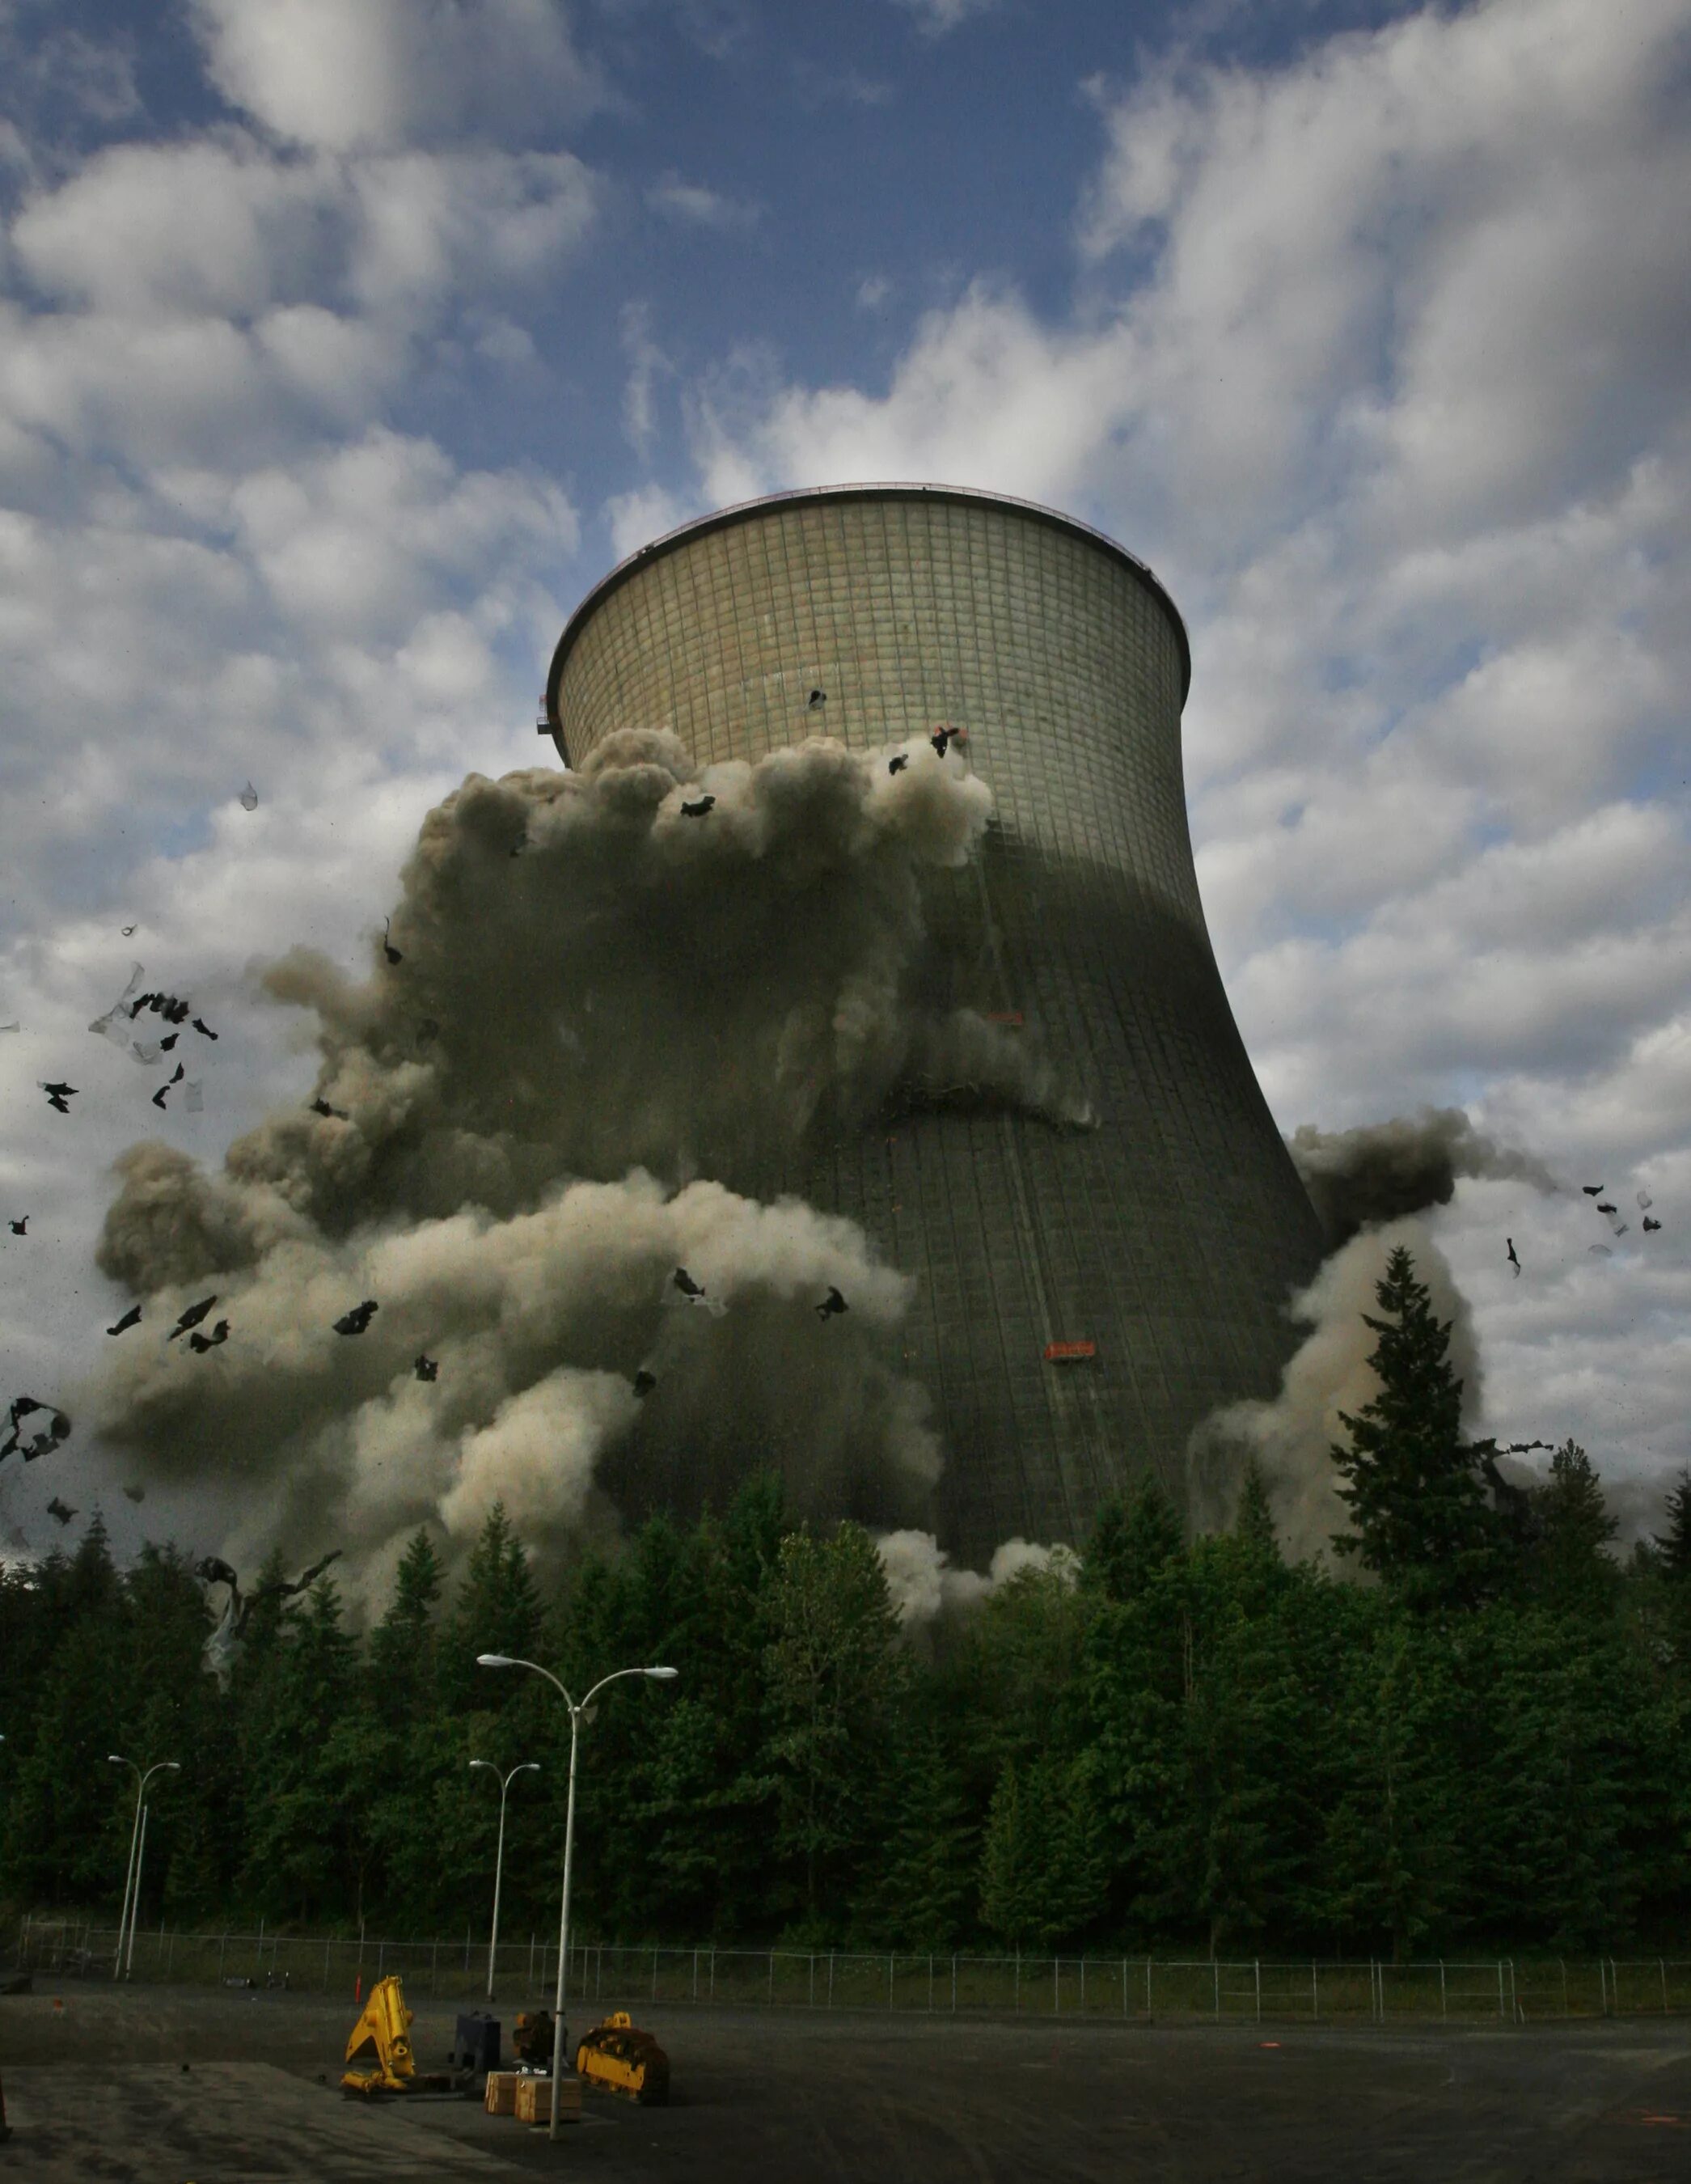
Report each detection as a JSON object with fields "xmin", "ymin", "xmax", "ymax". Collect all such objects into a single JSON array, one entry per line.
[{"xmin": 2, "ymin": 1984, "xmax": 1689, "ymax": 2181}]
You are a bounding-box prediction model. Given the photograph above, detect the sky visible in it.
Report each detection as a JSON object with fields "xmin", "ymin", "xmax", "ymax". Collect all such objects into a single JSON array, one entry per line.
[{"xmin": 1, "ymin": 0, "xmax": 1688, "ymax": 1561}]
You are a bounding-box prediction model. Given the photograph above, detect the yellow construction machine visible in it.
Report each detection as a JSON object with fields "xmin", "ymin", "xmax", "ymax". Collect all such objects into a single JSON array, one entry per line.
[
  {"xmin": 575, "ymin": 2011, "xmax": 669, "ymax": 2106},
  {"xmin": 341, "ymin": 1974, "xmax": 455, "ymax": 2097}
]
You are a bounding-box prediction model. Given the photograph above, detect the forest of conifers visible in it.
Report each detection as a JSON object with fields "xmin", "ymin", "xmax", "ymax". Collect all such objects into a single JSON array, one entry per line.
[{"xmin": 3, "ymin": 1250, "xmax": 1689, "ymax": 1961}]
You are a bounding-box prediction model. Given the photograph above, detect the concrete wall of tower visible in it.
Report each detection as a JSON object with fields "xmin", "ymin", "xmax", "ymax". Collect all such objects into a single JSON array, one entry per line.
[{"xmin": 548, "ymin": 487, "xmax": 1325, "ymax": 1563}]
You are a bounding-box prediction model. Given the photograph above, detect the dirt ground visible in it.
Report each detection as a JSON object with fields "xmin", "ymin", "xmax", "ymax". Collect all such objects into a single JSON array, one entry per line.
[{"xmin": 2, "ymin": 1983, "xmax": 1689, "ymax": 2182}]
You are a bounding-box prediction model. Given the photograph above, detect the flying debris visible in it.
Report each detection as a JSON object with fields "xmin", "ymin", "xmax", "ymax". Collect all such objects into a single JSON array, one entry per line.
[
  {"xmin": 815, "ymin": 1285, "xmax": 849, "ymax": 1319},
  {"xmin": 669, "ymin": 1266, "xmax": 726, "ymax": 1315},
  {"xmin": 184, "ymin": 1081, "xmax": 204, "ymax": 1114},
  {"xmin": 1, "ymin": 1397, "xmax": 41, "ymax": 1450},
  {"xmin": 151, "ymin": 1062, "xmax": 186, "ymax": 1110},
  {"xmin": 679, "ymin": 795, "xmax": 716, "ymax": 819},
  {"xmin": 121, "ymin": 1484, "xmax": 145, "ymax": 1503},
  {"xmin": 188, "ymin": 1319, "xmax": 230, "ymax": 1353},
  {"xmin": 107, "ymin": 1306, "xmax": 142, "ymax": 1335},
  {"xmin": 413, "ymin": 1354, "xmax": 438, "ymax": 1382},
  {"xmin": 1588, "ymin": 1245, "xmax": 1613, "ymax": 1258},
  {"xmin": 0, "ymin": 1022, "xmax": 18, "ymax": 1034},
  {"xmin": 333, "ymin": 1300, "xmax": 378, "ymax": 1336},
  {"xmin": 89, "ymin": 963, "xmax": 149, "ymax": 1054},
  {"xmin": 40, "ymin": 1082, "xmax": 77, "ymax": 1114},
  {"xmin": 159, "ymin": 1033, "xmax": 179, "ymax": 1052},
  {"xmin": 309, "ymin": 1097, "xmax": 349, "ymax": 1120},
  {"xmin": 192, "ymin": 1017, "xmax": 218, "ymax": 1039},
  {"xmin": 45, "ymin": 1498, "xmax": 76, "ymax": 1526},
  {"xmin": 632, "ymin": 1369, "xmax": 657, "ymax": 1398},
  {"xmin": 807, "ymin": 689, "xmax": 826, "ymax": 709},
  {"xmin": 1642, "ymin": 1217, "xmax": 1662, "ymax": 1234},
  {"xmin": 8, "ymin": 1217, "xmax": 26, "ymax": 1236},
  {"xmin": 239, "ymin": 782, "xmax": 259, "ymax": 811},
  {"xmin": 168, "ymin": 1295, "xmax": 219, "ymax": 1341},
  {"xmin": 1503, "ymin": 1440, "xmax": 1555, "ymax": 1454},
  {"xmin": 121, "ymin": 925, "xmax": 137, "ymax": 936},
  {"xmin": 2, "ymin": 1399, "xmax": 72, "ymax": 1463},
  {"xmin": 887, "ymin": 754, "xmax": 909, "ymax": 775},
  {"xmin": 1582, "ymin": 1185, "xmax": 1604, "ymax": 1196},
  {"xmin": 1637, "ymin": 1191, "xmax": 1654, "ymax": 1210},
  {"xmin": 382, "ymin": 920, "xmax": 402, "ymax": 966},
  {"xmin": 930, "ymin": 726, "xmax": 954, "ymax": 757},
  {"xmin": 1506, "ymin": 1238, "xmax": 1520, "ymax": 1277},
  {"xmin": 197, "ymin": 1550, "xmax": 345, "ymax": 1679},
  {"xmin": 1596, "ymin": 1202, "xmax": 1617, "ymax": 1215}
]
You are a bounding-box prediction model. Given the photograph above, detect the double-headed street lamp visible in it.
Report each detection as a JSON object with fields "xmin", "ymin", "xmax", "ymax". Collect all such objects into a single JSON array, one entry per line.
[
  {"xmin": 469, "ymin": 1758, "xmax": 539, "ymax": 2001},
  {"xmin": 107, "ymin": 1755, "xmax": 180, "ymax": 1979},
  {"xmin": 477, "ymin": 1655, "xmax": 678, "ymax": 2141}
]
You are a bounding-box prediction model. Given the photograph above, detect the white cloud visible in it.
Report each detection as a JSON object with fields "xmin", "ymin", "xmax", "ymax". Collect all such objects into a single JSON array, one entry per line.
[
  {"xmin": 645, "ymin": 174, "xmax": 759, "ymax": 230},
  {"xmin": 602, "ymin": 480, "xmax": 693, "ymax": 560},
  {"xmin": 619, "ymin": 300, "xmax": 671, "ymax": 459},
  {"xmin": 887, "ymin": 0, "xmax": 998, "ymax": 36},
  {"xmin": 188, "ymin": 0, "xmax": 606, "ymax": 151}
]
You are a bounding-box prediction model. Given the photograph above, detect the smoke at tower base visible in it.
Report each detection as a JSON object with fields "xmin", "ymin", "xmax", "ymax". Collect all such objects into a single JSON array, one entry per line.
[
  {"xmin": 1186, "ymin": 1108, "xmax": 1560, "ymax": 1564},
  {"xmin": 89, "ymin": 731, "xmax": 1090, "ymax": 1608}
]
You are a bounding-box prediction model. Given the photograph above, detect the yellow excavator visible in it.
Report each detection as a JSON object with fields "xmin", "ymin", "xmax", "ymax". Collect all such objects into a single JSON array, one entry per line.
[
  {"xmin": 575, "ymin": 2012, "xmax": 670, "ymax": 2106},
  {"xmin": 341, "ymin": 1974, "xmax": 455, "ymax": 2097}
]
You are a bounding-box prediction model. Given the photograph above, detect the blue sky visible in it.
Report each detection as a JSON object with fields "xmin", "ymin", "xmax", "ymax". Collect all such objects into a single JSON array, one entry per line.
[{"xmin": 1, "ymin": 0, "xmax": 1688, "ymax": 1564}]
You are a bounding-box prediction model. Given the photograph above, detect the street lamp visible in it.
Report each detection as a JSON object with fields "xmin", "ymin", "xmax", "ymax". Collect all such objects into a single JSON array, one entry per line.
[
  {"xmin": 477, "ymin": 1655, "xmax": 678, "ymax": 2140},
  {"xmin": 469, "ymin": 1758, "xmax": 539, "ymax": 2001},
  {"xmin": 107, "ymin": 1756, "xmax": 180, "ymax": 1979}
]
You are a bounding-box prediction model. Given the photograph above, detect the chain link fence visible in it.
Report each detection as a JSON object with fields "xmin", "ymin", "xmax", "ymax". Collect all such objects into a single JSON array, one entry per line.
[{"xmin": 15, "ymin": 1917, "xmax": 1691, "ymax": 2024}]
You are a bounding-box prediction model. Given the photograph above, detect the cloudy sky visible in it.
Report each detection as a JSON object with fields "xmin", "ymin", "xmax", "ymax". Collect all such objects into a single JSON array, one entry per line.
[{"xmin": 1, "ymin": 0, "xmax": 1687, "ymax": 1557}]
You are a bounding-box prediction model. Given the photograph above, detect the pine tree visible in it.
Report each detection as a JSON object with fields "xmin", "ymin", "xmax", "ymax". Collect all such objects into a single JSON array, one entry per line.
[
  {"xmin": 1083, "ymin": 1480, "xmax": 1182, "ymax": 1604},
  {"xmin": 1330, "ymin": 1246, "xmax": 1502, "ymax": 1606},
  {"xmin": 763, "ymin": 1523, "xmax": 903, "ymax": 1932},
  {"xmin": 1233, "ymin": 1460, "xmax": 1279, "ymax": 1558},
  {"xmin": 1653, "ymin": 1469, "xmax": 1691, "ymax": 1580},
  {"xmin": 442, "ymin": 1504, "xmax": 543, "ymax": 1709},
  {"xmin": 1526, "ymin": 1442, "xmax": 1619, "ymax": 1610},
  {"xmin": 978, "ymin": 1752, "xmax": 1105, "ymax": 1949}
]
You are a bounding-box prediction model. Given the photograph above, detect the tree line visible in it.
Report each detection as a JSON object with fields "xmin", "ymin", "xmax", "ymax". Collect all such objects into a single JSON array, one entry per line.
[{"xmin": 3, "ymin": 1246, "xmax": 1689, "ymax": 1962}]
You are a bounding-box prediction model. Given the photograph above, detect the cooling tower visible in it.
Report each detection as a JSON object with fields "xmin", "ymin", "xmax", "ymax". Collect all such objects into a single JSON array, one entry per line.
[{"xmin": 543, "ymin": 485, "xmax": 1325, "ymax": 1561}]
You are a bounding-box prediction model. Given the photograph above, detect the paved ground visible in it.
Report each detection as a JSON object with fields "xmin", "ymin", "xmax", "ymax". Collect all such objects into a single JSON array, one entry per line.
[{"xmin": 2, "ymin": 1985, "xmax": 1689, "ymax": 2181}]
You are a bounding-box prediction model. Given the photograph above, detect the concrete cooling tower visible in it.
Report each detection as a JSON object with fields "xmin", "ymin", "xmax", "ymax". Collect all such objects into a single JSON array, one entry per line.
[{"xmin": 543, "ymin": 485, "xmax": 1325, "ymax": 1563}]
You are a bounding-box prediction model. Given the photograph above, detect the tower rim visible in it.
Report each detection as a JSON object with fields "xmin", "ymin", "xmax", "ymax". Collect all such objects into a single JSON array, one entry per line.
[{"xmin": 542, "ymin": 481, "xmax": 1191, "ymax": 764}]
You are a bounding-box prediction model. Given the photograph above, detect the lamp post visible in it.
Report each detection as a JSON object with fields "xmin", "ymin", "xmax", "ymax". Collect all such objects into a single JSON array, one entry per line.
[
  {"xmin": 477, "ymin": 1655, "xmax": 677, "ymax": 2140},
  {"xmin": 469, "ymin": 1758, "xmax": 539, "ymax": 2001},
  {"xmin": 107, "ymin": 1757, "xmax": 180, "ymax": 1979}
]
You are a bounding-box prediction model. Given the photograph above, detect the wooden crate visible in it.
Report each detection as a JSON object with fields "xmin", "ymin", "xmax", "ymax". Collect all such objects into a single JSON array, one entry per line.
[
  {"xmin": 514, "ymin": 2075, "xmax": 581, "ymax": 2125},
  {"xmin": 484, "ymin": 2071, "xmax": 519, "ymax": 2115}
]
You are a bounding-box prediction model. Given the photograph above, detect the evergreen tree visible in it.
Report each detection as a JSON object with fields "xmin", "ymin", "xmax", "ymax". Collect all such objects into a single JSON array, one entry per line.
[
  {"xmin": 1330, "ymin": 1246, "xmax": 1503, "ymax": 1606},
  {"xmin": 442, "ymin": 1504, "xmax": 543, "ymax": 1710},
  {"xmin": 1321, "ymin": 1607, "xmax": 1469, "ymax": 1958},
  {"xmin": 978, "ymin": 1753, "xmax": 1105, "ymax": 1948},
  {"xmin": 763, "ymin": 1523, "xmax": 903, "ymax": 1932},
  {"xmin": 1233, "ymin": 1460, "xmax": 1279, "ymax": 1556},
  {"xmin": 1653, "ymin": 1469, "xmax": 1691, "ymax": 1580},
  {"xmin": 858, "ymin": 1718, "xmax": 978, "ymax": 1949},
  {"xmin": 1525, "ymin": 1441, "xmax": 1619, "ymax": 1611},
  {"xmin": 1083, "ymin": 1481, "xmax": 1182, "ymax": 1605}
]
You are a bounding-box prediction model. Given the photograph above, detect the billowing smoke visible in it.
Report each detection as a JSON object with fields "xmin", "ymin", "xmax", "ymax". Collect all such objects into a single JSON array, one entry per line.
[
  {"xmin": 874, "ymin": 1528, "xmax": 1079, "ymax": 1627},
  {"xmin": 1288, "ymin": 1107, "xmax": 1559, "ymax": 1250},
  {"xmin": 1187, "ymin": 1217, "xmax": 1480, "ymax": 1564},
  {"xmin": 1190, "ymin": 1105, "xmax": 1561, "ymax": 1561},
  {"xmin": 89, "ymin": 732, "xmax": 1089, "ymax": 1606}
]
